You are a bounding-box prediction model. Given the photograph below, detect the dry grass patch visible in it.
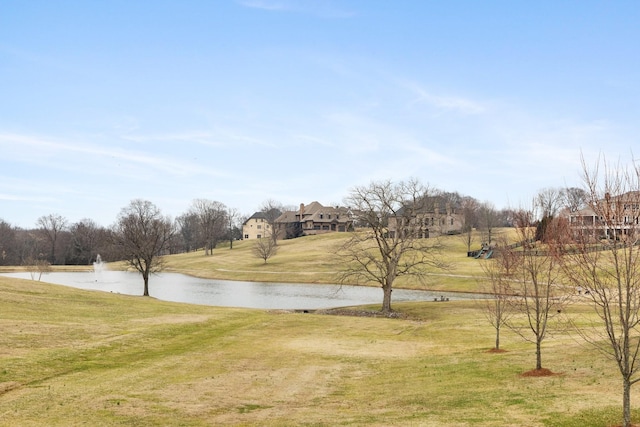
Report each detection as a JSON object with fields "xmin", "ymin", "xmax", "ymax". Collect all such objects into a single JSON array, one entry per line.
[{"xmin": 4, "ymin": 273, "xmax": 640, "ymax": 425}]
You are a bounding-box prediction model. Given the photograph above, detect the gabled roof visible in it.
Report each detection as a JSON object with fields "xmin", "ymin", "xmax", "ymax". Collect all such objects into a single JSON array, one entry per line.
[{"xmin": 243, "ymin": 209, "xmax": 282, "ymax": 225}]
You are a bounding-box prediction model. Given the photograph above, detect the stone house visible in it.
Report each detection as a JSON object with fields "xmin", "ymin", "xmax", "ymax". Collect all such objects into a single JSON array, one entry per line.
[
  {"xmin": 387, "ymin": 201, "xmax": 465, "ymax": 238},
  {"xmin": 275, "ymin": 202, "xmax": 354, "ymax": 239}
]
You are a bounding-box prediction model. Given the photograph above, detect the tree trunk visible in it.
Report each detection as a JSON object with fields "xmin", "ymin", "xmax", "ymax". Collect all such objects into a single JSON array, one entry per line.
[
  {"xmin": 495, "ymin": 327, "xmax": 500, "ymax": 350},
  {"xmin": 382, "ymin": 285, "xmax": 392, "ymax": 314},
  {"xmin": 143, "ymin": 271, "xmax": 150, "ymax": 296},
  {"xmin": 536, "ymin": 339, "xmax": 542, "ymax": 370},
  {"xmin": 623, "ymin": 377, "xmax": 631, "ymax": 427}
]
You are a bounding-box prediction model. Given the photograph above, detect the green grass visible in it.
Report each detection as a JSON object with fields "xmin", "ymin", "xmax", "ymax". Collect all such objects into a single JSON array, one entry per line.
[{"xmin": 1, "ymin": 229, "xmax": 638, "ymax": 425}]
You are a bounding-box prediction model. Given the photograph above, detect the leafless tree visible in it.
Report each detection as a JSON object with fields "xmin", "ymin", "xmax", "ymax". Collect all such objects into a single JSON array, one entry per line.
[
  {"xmin": 36, "ymin": 213, "xmax": 68, "ymax": 264},
  {"xmin": 478, "ymin": 202, "xmax": 498, "ymax": 244},
  {"xmin": 459, "ymin": 224, "xmax": 475, "ymax": 254},
  {"xmin": 480, "ymin": 238, "xmax": 519, "ymax": 351},
  {"xmin": 259, "ymin": 199, "xmax": 284, "ymax": 245},
  {"xmin": 507, "ymin": 208, "xmax": 567, "ymax": 371},
  {"xmin": 176, "ymin": 212, "xmax": 200, "ymax": 253},
  {"xmin": 337, "ymin": 179, "xmax": 448, "ymax": 314},
  {"xmin": 536, "ymin": 187, "xmax": 564, "ymax": 218},
  {"xmin": 189, "ymin": 199, "xmax": 227, "ymax": 255},
  {"xmin": 23, "ymin": 256, "xmax": 52, "ymax": 281},
  {"xmin": 112, "ymin": 199, "xmax": 175, "ymax": 297},
  {"xmin": 226, "ymin": 207, "xmax": 241, "ymax": 249},
  {"xmin": 68, "ymin": 219, "xmax": 101, "ymax": 265},
  {"xmin": 556, "ymin": 155, "xmax": 640, "ymax": 427},
  {"xmin": 252, "ymin": 236, "xmax": 278, "ymax": 263},
  {"xmin": 562, "ymin": 186, "xmax": 588, "ymax": 213}
]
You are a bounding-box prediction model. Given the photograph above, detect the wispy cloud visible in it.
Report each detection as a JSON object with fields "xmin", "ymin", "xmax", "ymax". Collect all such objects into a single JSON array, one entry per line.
[
  {"xmin": 0, "ymin": 132, "xmax": 231, "ymax": 179},
  {"xmin": 401, "ymin": 81, "xmax": 486, "ymax": 115},
  {"xmin": 237, "ymin": 0, "xmax": 355, "ymax": 18},
  {"xmin": 123, "ymin": 128, "xmax": 276, "ymax": 149},
  {"xmin": 237, "ymin": 0, "xmax": 288, "ymax": 11}
]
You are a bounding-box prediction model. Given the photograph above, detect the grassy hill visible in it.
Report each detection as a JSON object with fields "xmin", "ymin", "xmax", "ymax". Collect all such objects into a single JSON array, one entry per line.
[{"xmin": 161, "ymin": 229, "xmax": 511, "ymax": 294}]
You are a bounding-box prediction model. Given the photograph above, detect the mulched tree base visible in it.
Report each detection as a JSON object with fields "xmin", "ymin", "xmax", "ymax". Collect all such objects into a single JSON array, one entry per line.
[{"xmin": 520, "ymin": 368, "xmax": 560, "ymax": 377}]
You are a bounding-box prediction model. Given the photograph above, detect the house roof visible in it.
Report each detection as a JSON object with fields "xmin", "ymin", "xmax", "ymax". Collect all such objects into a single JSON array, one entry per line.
[
  {"xmin": 275, "ymin": 202, "xmax": 352, "ymax": 224},
  {"xmin": 243, "ymin": 209, "xmax": 282, "ymax": 225}
]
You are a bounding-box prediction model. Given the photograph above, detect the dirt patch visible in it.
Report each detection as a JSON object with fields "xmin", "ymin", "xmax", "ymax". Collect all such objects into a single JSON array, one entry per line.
[
  {"xmin": 520, "ymin": 368, "xmax": 561, "ymax": 377},
  {"xmin": 486, "ymin": 348, "xmax": 508, "ymax": 353}
]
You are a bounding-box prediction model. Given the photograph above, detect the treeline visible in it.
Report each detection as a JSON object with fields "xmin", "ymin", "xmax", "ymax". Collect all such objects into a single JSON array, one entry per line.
[
  {"xmin": 0, "ymin": 186, "xmax": 581, "ymax": 267},
  {"xmin": 0, "ymin": 198, "xmax": 243, "ymax": 266}
]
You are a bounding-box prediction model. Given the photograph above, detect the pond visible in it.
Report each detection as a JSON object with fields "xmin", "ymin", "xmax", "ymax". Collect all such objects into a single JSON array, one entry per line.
[{"xmin": 0, "ymin": 270, "xmax": 479, "ymax": 310}]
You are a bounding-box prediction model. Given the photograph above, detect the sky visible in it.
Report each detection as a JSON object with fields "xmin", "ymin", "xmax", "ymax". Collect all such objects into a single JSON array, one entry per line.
[{"xmin": 1, "ymin": 1, "xmax": 639, "ymax": 228}]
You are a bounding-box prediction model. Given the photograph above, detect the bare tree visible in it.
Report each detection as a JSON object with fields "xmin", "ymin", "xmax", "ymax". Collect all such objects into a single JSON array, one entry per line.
[
  {"xmin": 259, "ymin": 199, "xmax": 284, "ymax": 246},
  {"xmin": 112, "ymin": 199, "xmax": 174, "ymax": 297},
  {"xmin": 536, "ymin": 187, "xmax": 564, "ymax": 218},
  {"xmin": 226, "ymin": 207, "xmax": 240, "ymax": 249},
  {"xmin": 478, "ymin": 202, "xmax": 498, "ymax": 245},
  {"xmin": 562, "ymin": 186, "xmax": 588, "ymax": 213},
  {"xmin": 460, "ymin": 224, "xmax": 475, "ymax": 254},
  {"xmin": 36, "ymin": 214, "xmax": 68, "ymax": 264},
  {"xmin": 556, "ymin": 156, "xmax": 640, "ymax": 427},
  {"xmin": 480, "ymin": 239, "xmax": 519, "ymax": 351},
  {"xmin": 507, "ymin": 208, "xmax": 566, "ymax": 371},
  {"xmin": 176, "ymin": 212, "xmax": 200, "ymax": 253},
  {"xmin": 252, "ymin": 236, "xmax": 278, "ymax": 263},
  {"xmin": 68, "ymin": 219, "xmax": 101, "ymax": 265},
  {"xmin": 337, "ymin": 179, "xmax": 448, "ymax": 314},
  {"xmin": 189, "ymin": 199, "xmax": 227, "ymax": 255},
  {"xmin": 23, "ymin": 256, "xmax": 52, "ymax": 281}
]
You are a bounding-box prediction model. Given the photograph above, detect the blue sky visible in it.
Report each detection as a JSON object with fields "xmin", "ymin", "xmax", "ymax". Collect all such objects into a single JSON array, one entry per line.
[{"xmin": 1, "ymin": 1, "xmax": 639, "ymax": 228}]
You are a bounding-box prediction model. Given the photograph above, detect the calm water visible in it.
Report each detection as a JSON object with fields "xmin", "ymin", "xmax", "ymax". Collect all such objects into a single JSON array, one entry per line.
[{"xmin": 0, "ymin": 270, "xmax": 477, "ymax": 310}]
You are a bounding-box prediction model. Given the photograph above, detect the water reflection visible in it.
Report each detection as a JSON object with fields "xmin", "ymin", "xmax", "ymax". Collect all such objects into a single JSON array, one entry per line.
[{"xmin": 0, "ymin": 271, "xmax": 478, "ymax": 310}]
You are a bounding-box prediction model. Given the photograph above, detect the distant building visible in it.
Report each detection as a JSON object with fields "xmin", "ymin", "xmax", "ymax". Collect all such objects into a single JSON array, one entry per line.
[
  {"xmin": 387, "ymin": 201, "xmax": 465, "ymax": 238},
  {"xmin": 242, "ymin": 210, "xmax": 279, "ymax": 240},
  {"xmin": 275, "ymin": 202, "xmax": 354, "ymax": 239},
  {"xmin": 567, "ymin": 191, "xmax": 640, "ymax": 241}
]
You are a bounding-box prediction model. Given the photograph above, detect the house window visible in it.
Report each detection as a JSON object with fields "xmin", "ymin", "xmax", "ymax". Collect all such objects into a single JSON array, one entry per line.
[
  {"xmin": 257, "ymin": 225, "xmax": 262, "ymax": 229},
  {"xmin": 257, "ymin": 234, "xmax": 262, "ymax": 239},
  {"xmin": 244, "ymin": 234, "xmax": 249, "ymax": 239},
  {"xmin": 328, "ymin": 214, "xmax": 331, "ymax": 219},
  {"xmin": 320, "ymin": 214, "xmax": 324, "ymax": 219},
  {"xmin": 450, "ymin": 218, "xmax": 454, "ymax": 225}
]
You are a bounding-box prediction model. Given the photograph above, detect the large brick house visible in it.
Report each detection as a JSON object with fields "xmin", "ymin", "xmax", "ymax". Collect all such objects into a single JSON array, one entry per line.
[{"xmin": 275, "ymin": 202, "xmax": 354, "ymax": 239}]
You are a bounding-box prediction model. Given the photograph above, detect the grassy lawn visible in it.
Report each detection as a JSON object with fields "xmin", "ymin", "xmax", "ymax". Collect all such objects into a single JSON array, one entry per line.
[
  {"xmin": 160, "ymin": 229, "xmax": 513, "ymax": 294},
  {"xmin": 1, "ymin": 229, "xmax": 638, "ymax": 425},
  {"xmin": 1, "ymin": 275, "xmax": 638, "ymax": 426}
]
